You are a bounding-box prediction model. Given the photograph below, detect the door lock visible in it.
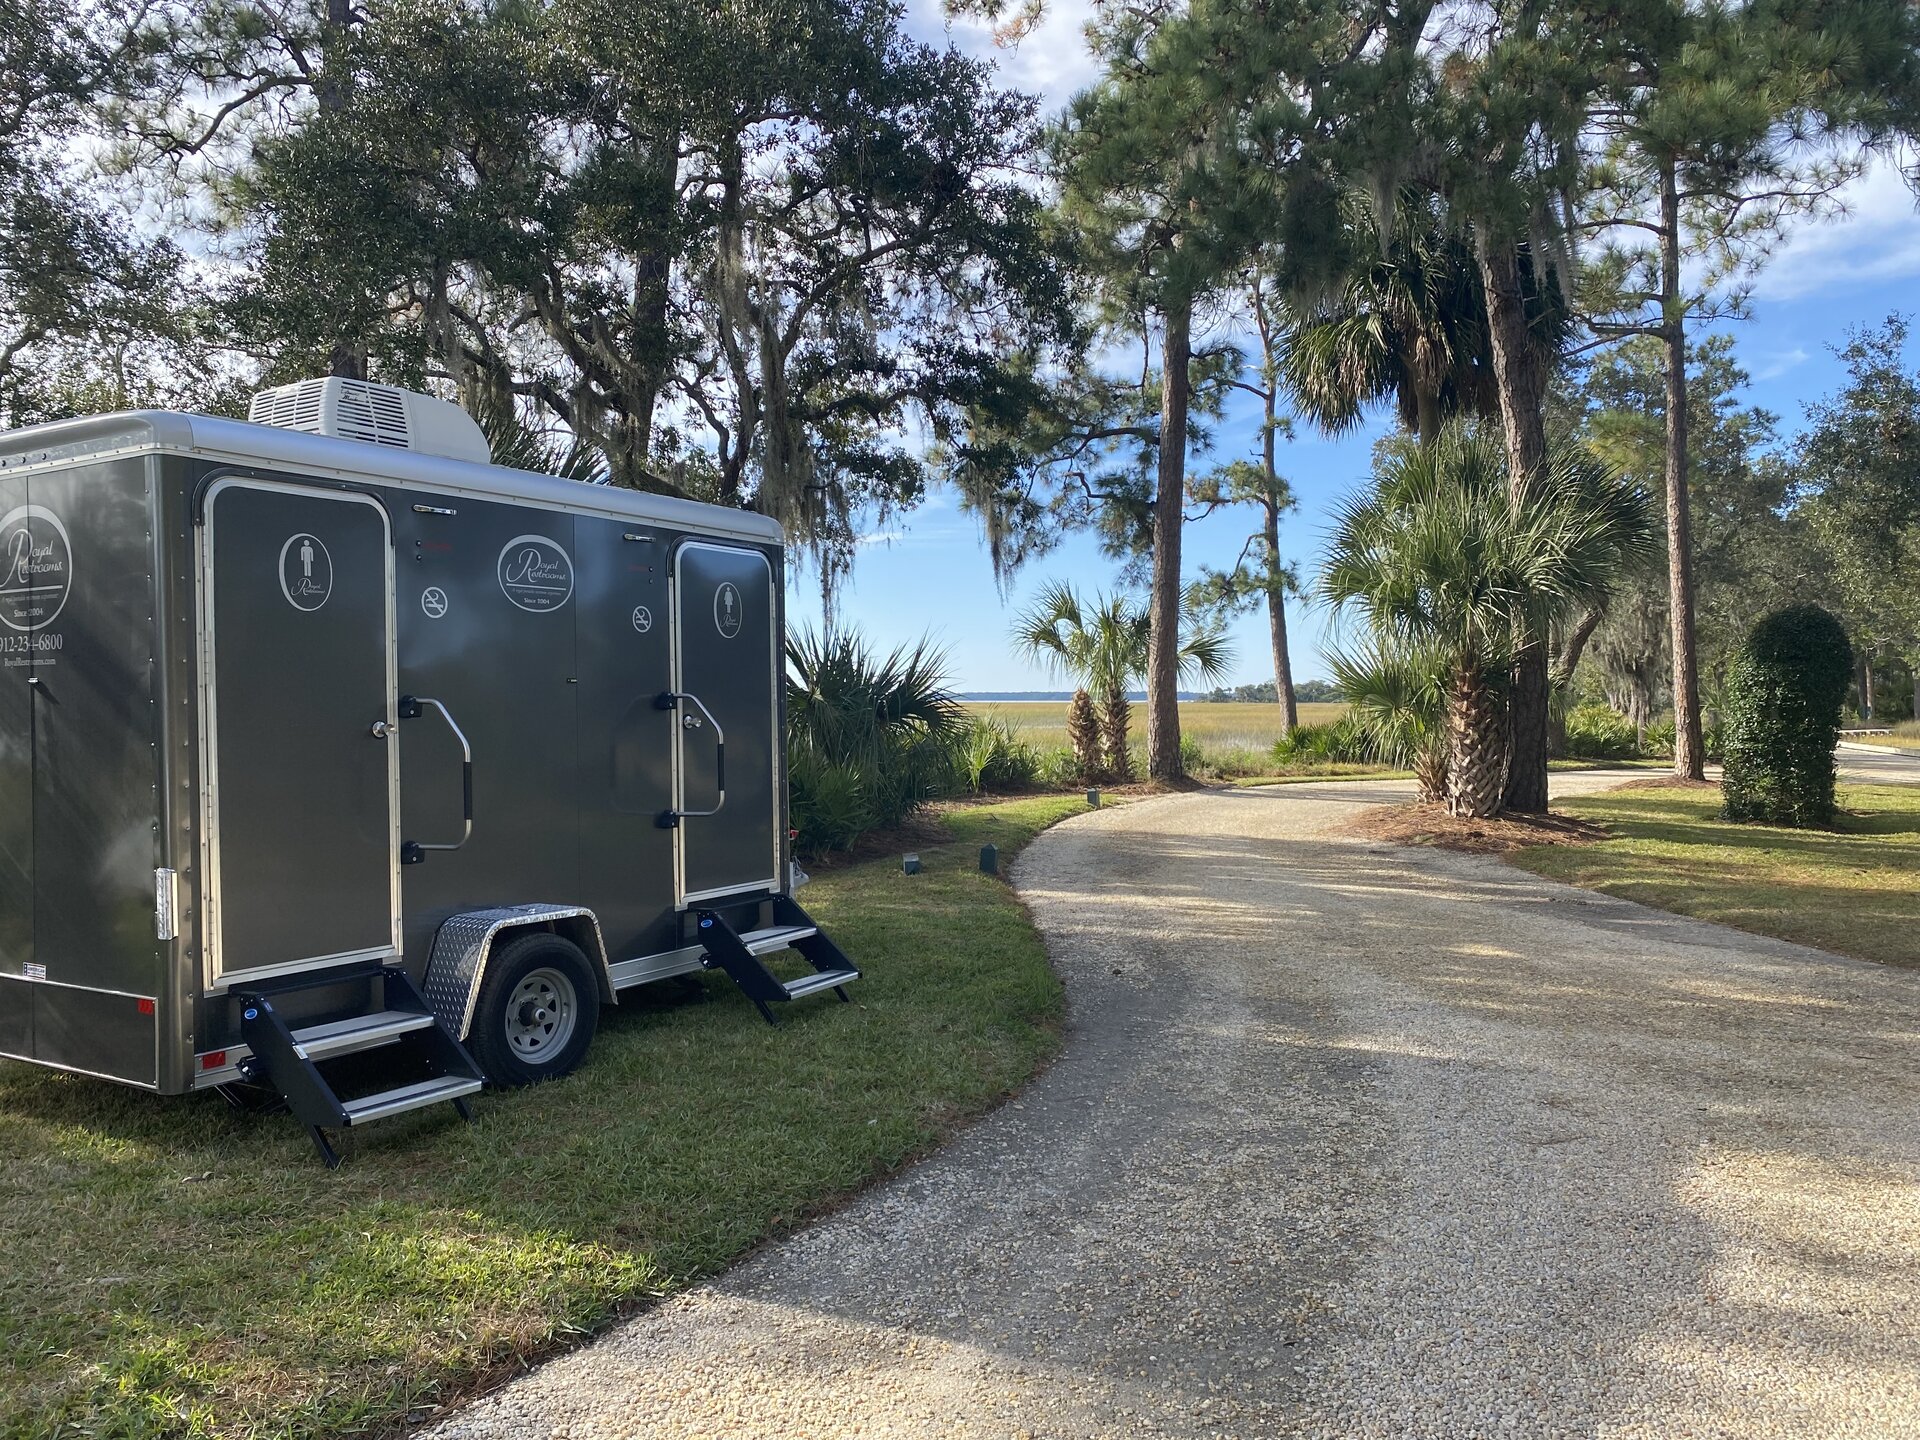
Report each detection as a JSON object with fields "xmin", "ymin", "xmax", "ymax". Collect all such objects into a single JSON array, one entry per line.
[
  {"xmin": 369, "ymin": 719, "xmax": 392, "ymax": 739},
  {"xmin": 683, "ymin": 713, "xmax": 703, "ymax": 730}
]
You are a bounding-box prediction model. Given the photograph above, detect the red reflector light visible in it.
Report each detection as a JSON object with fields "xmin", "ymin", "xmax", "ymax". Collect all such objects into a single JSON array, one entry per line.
[
  {"xmin": 200, "ymin": 1051, "xmax": 227, "ymax": 1070},
  {"xmin": 137, "ymin": 997, "xmax": 155, "ymax": 1015}
]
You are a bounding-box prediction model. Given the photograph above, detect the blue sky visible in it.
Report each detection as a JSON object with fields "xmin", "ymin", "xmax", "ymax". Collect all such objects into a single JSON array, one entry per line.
[{"xmin": 788, "ymin": 1, "xmax": 1920, "ymax": 692}]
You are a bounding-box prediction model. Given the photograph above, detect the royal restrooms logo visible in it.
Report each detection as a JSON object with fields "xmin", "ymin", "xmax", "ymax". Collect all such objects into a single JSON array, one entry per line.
[
  {"xmin": 0, "ymin": 505, "xmax": 73, "ymax": 632},
  {"xmin": 497, "ymin": 534, "xmax": 574, "ymax": 613}
]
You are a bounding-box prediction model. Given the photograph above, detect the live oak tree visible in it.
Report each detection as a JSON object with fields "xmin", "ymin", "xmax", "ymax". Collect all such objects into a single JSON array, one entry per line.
[
  {"xmin": 123, "ymin": 0, "xmax": 1069, "ymax": 580},
  {"xmin": 0, "ymin": 0, "xmax": 185, "ymax": 424}
]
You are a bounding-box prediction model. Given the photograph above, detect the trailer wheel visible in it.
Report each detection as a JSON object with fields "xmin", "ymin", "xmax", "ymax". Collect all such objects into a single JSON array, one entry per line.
[{"xmin": 468, "ymin": 932, "xmax": 600, "ymax": 1086}]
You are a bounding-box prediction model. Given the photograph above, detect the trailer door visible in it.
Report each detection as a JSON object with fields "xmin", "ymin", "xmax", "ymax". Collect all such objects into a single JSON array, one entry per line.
[
  {"xmin": 0, "ymin": 470, "xmax": 35, "ymax": 993},
  {"xmin": 201, "ymin": 480, "xmax": 399, "ymax": 985},
  {"xmin": 672, "ymin": 541, "xmax": 780, "ymax": 904}
]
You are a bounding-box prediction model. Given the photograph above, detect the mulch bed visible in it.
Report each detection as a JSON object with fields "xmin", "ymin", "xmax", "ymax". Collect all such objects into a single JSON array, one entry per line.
[{"xmin": 1343, "ymin": 803, "xmax": 1612, "ymax": 855}]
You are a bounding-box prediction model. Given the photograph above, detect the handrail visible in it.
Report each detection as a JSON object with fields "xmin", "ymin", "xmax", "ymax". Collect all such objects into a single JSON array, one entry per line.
[
  {"xmin": 656, "ymin": 690, "xmax": 726, "ymax": 825},
  {"xmin": 399, "ymin": 695, "xmax": 473, "ymax": 856}
]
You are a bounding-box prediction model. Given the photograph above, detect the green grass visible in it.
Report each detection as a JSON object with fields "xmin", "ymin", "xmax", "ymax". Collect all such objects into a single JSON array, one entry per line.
[
  {"xmin": 1510, "ymin": 782, "xmax": 1920, "ymax": 968},
  {"xmin": 0, "ymin": 793, "xmax": 1093, "ymax": 1439}
]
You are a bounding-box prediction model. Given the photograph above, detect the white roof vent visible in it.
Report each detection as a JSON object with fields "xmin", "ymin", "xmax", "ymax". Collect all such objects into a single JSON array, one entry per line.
[{"xmin": 247, "ymin": 377, "xmax": 491, "ymax": 465}]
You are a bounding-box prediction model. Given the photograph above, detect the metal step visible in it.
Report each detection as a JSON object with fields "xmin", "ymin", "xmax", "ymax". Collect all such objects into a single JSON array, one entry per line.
[
  {"xmin": 292, "ymin": 1009, "xmax": 434, "ymax": 1061},
  {"xmin": 781, "ymin": 968, "xmax": 859, "ymax": 1001},
  {"xmin": 341, "ymin": 1075, "xmax": 484, "ymax": 1125},
  {"xmin": 740, "ymin": 923, "xmax": 819, "ymax": 956}
]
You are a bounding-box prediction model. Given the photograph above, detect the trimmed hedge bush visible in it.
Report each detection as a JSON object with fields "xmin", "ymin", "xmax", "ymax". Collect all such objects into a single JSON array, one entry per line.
[{"xmin": 1721, "ymin": 604, "xmax": 1853, "ymax": 827}]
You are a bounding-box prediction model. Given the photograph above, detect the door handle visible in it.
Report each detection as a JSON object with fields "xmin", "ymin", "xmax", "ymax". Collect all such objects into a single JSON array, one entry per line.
[
  {"xmin": 370, "ymin": 719, "xmax": 391, "ymax": 739},
  {"xmin": 655, "ymin": 690, "xmax": 726, "ymax": 826},
  {"xmin": 398, "ymin": 695, "xmax": 473, "ymax": 861}
]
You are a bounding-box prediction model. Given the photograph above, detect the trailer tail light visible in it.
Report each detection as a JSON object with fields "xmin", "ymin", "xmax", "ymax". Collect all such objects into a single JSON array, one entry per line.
[
  {"xmin": 137, "ymin": 997, "xmax": 155, "ymax": 1015},
  {"xmin": 200, "ymin": 1051, "xmax": 227, "ymax": 1070}
]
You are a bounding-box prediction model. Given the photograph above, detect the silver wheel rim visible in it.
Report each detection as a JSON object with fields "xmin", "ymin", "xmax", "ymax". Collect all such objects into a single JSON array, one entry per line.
[{"xmin": 504, "ymin": 966, "xmax": 578, "ymax": 1061}]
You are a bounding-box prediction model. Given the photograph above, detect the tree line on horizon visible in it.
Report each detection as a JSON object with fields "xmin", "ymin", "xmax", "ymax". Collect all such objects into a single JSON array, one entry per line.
[{"xmin": 5, "ymin": 0, "xmax": 1920, "ymax": 815}]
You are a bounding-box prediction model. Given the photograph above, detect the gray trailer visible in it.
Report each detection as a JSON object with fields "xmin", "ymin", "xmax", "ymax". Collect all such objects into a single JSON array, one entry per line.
[{"xmin": 0, "ymin": 377, "xmax": 859, "ymax": 1164}]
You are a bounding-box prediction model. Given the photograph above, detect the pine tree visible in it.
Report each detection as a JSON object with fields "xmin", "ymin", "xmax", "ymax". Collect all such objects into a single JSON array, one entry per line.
[{"xmin": 1577, "ymin": 0, "xmax": 1920, "ymax": 781}]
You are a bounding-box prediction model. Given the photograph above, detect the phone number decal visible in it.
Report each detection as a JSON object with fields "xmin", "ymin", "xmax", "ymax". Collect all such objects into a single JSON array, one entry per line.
[{"xmin": 0, "ymin": 633, "xmax": 63, "ymax": 654}]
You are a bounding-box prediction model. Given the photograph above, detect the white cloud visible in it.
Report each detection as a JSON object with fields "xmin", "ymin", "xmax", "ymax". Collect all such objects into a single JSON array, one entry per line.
[
  {"xmin": 905, "ymin": 0, "xmax": 1101, "ymax": 111},
  {"xmin": 1753, "ymin": 346, "xmax": 1811, "ymax": 381},
  {"xmin": 1755, "ymin": 158, "xmax": 1920, "ymax": 302}
]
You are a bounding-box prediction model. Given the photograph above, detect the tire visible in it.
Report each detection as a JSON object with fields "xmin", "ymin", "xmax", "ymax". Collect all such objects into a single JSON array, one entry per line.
[{"xmin": 467, "ymin": 932, "xmax": 601, "ymax": 1086}]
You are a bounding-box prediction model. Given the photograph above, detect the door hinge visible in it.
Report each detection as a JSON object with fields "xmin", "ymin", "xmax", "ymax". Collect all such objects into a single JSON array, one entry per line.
[{"xmin": 155, "ymin": 868, "xmax": 180, "ymax": 941}]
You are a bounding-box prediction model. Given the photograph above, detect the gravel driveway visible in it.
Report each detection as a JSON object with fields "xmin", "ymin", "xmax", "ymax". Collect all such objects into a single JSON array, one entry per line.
[{"xmin": 425, "ymin": 771, "xmax": 1920, "ymax": 1439}]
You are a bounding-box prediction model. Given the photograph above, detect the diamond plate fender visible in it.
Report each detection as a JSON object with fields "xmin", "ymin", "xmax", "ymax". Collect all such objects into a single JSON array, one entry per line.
[{"xmin": 423, "ymin": 905, "xmax": 614, "ymax": 1040}]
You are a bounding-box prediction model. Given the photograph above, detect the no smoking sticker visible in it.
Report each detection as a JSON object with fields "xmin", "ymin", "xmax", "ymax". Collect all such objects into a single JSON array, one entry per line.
[{"xmin": 631, "ymin": 605, "xmax": 653, "ymax": 633}]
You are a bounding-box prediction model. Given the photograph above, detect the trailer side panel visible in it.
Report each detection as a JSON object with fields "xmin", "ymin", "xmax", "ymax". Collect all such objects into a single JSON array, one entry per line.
[
  {"xmin": 0, "ymin": 466, "xmax": 34, "ymax": 984},
  {"xmin": 12, "ymin": 457, "xmax": 162, "ymax": 1083}
]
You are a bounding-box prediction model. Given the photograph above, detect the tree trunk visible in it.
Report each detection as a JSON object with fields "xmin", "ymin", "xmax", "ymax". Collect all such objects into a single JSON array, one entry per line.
[
  {"xmin": 1414, "ymin": 387, "xmax": 1441, "ymax": 448},
  {"xmin": 1067, "ymin": 688, "xmax": 1103, "ymax": 782},
  {"xmin": 1863, "ymin": 654, "xmax": 1876, "ymax": 720},
  {"xmin": 1099, "ymin": 685, "xmax": 1134, "ymax": 781},
  {"xmin": 1415, "ymin": 744, "xmax": 1449, "ymax": 806},
  {"xmin": 1476, "ymin": 234, "xmax": 1550, "ymax": 813},
  {"xmin": 1260, "ymin": 405, "xmax": 1297, "ymax": 733},
  {"xmin": 1506, "ymin": 644, "xmax": 1550, "ymax": 808},
  {"xmin": 1660, "ymin": 155, "xmax": 1706, "ymax": 782},
  {"xmin": 1253, "ymin": 281, "xmax": 1297, "ymax": 732},
  {"xmin": 1448, "ymin": 671, "xmax": 1510, "ymax": 819},
  {"xmin": 1145, "ymin": 294, "xmax": 1191, "ymax": 781}
]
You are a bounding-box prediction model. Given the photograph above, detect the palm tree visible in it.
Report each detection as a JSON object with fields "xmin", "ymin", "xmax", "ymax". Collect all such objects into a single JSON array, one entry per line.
[
  {"xmin": 1321, "ymin": 428, "xmax": 1656, "ymax": 817},
  {"xmin": 1329, "ymin": 640, "xmax": 1449, "ymax": 803},
  {"xmin": 1276, "ymin": 190, "xmax": 1496, "ymax": 448},
  {"xmin": 1012, "ymin": 582, "xmax": 1234, "ymax": 781}
]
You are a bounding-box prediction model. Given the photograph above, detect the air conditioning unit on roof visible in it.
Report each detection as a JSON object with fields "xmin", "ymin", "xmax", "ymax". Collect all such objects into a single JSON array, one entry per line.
[{"xmin": 247, "ymin": 377, "xmax": 491, "ymax": 465}]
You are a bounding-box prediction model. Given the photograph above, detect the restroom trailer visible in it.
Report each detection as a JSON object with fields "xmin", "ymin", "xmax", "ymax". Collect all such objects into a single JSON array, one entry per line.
[{"xmin": 0, "ymin": 378, "xmax": 858, "ymax": 1164}]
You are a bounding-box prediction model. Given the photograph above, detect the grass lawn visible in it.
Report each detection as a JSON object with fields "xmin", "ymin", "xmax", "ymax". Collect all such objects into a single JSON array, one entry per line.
[
  {"xmin": 0, "ymin": 793, "xmax": 1092, "ymax": 1439},
  {"xmin": 1510, "ymin": 782, "xmax": 1920, "ymax": 968}
]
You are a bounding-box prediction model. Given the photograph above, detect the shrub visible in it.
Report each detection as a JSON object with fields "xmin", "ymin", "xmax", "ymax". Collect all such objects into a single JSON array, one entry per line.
[
  {"xmin": 1035, "ymin": 745, "xmax": 1081, "ymax": 789},
  {"xmin": 1721, "ymin": 604, "xmax": 1853, "ymax": 827},
  {"xmin": 1563, "ymin": 704, "xmax": 1640, "ymax": 760},
  {"xmin": 1271, "ymin": 719, "xmax": 1371, "ymax": 767},
  {"xmin": 787, "ymin": 631, "xmax": 964, "ymax": 853},
  {"xmin": 953, "ymin": 715, "xmax": 1041, "ymax": 795}
]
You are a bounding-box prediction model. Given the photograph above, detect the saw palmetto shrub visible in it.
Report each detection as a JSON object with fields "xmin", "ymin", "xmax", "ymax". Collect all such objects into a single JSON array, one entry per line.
[
  {"xmin": 787, "ymin": 631, "xmax": 965, "ymax": 853},
  {"xmin": 1721, "ymin": 604, "xmax": 1853, "ymax": 827}
]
